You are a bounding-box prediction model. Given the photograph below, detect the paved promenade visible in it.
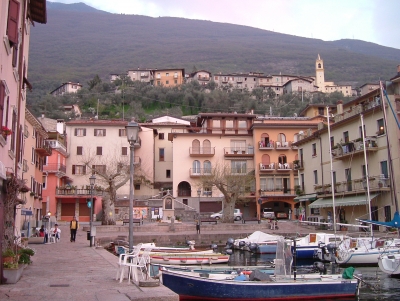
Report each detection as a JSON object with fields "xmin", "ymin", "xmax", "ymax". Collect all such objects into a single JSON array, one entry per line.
[{"xmin": 0, "ymin": 224, "xmax": 178, "ymax": 301}]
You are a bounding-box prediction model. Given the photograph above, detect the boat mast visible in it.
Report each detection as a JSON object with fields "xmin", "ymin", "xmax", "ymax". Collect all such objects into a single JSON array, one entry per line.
[
  {"xmin": 327, "ymin": 106, "xmax": 337, "ymax": 234},
  {"xmin": 380, "ymin": 82, "xmax": 399, "ymax": 213},
  {"xmin": 360, "ymin": 114, "xmax": 373, "ymax": 236}
]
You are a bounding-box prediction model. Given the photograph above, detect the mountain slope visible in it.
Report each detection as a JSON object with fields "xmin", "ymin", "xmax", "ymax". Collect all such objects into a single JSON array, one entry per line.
[{"xmin": 28, "ymin": 3, "xmax": 400, "ymax": 94}]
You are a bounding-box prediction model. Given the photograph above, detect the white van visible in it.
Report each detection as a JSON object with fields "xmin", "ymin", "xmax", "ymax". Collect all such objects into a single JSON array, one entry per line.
[
  {"xmin": 210, "ymin": 209, "xmax": 242, "ymax": 221},
  {"xmin": 262, "ymin": 208, "xmax": 275, "ymax": 219}
]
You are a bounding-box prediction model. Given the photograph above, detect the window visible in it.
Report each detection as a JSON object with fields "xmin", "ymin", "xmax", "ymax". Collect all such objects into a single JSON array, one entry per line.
[
  {"xmin": 318, "ymin": 107, "xmax": 324, "ymax": 115},
  {"xmin": 94, "ymin": 129, "xmax": 106, "ymax": 136},
  {"xmin": 134, "ymin": 184, "xmax": 140, "ymax": 190},
  {"xmin": 0, "ymin": 82, "xmax": 6, "ymax": 127},
  {"xmin": 345, "ymin": 168, "xmax": 352, "ymax": 191},
  {"xmin": 313, "ymin": 170, "xmax": 318, "ymax": 184},
  {"xmin": 42, "ymin": 175, "xmax": 47, "ymax": 189},
  {"xmin": 159, "ymin": 148, "xmax": 165, "ymax": 161},
  {"xmin": 377, "ymin": 119, "xmax": 385, "ymax": 135},
  {"xmin": 192, "ymin": 160, "xmax": 200, "ymax": 174},
  {"xmin": 119, "ymin": 129, "xmax": 126, "ymax": 136},
  {"xmin": 231, "ymin": 161, "xmax": 246, "ymax": 174},
  {"xmin": 77, "ymin": 146, "xmax": 83, "ymax": 155},
  {"xmin": 166, "ymin": 80, "xmax": 169, "ymax": 85},
  {"xmin": 121, "ymin": 147, "xmax": 127, "ymax": 156},
  {"xmin": 92, "ymin": 165, "xmax": 106, "ymax": 174},
  {"xmin": 157, "ymin": 81, "xmax": 161, "ymax": 86},
  {"xmin": 312, "ymin": 143, "xmax": 317, "ymax": 156},
  {"xmin": 166, "ymin": 170, "xmax": 171, "ymax": 178},
  {"xmin": 343, "ymin": 131, "xmax": 349, "ymax": 143},
  {"xmin": 330, "ymin": 136, "xmax": 334, "ymax": 149},
  {"xmin": 159, "ymin": 133, "xmax": 164, "ymax": 140},
  {"xmin": 203, "ymin": 187, "xmax": 212, "ymax": 196},
  {"xmin": 203, "ymin": 161, "xmax": 211, "ymax": 174},
  {"xmin": 72, "ymin": 165, "xmax": 86, "ymax": 175},
  {"xmin": 192, "ymin": 139, "xmax": 200, "ymax": 154},
  {"xmin": 174, "ymin": 80, "xmax": 177, "ymax": 84},
  {"xmin": 7, "ymin": 0, "xmax": 20, "ymax": 46},
  {"xmin": 74, "ymin": 128, "xmax": 86, "ymax": 136},
  {"xmin": 166, "ymin": 73, "xmax": 169, "ymax": 77},
  {"xmin": 31, "ymin": 147, "xmax": 35, "ymax": 163},
  {"xmin": 380, "ymin": 161, "xmax": 388, "ymax": 178},
  {"xmin": 96, "ymin": 147, "xmax": 102, "ymax": 155}
]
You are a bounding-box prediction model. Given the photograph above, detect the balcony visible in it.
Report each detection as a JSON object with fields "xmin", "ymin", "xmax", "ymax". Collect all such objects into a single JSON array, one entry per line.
[
  {"xmin": 43, "ymin": 163, "xmax": 67, "ymax": 177},
  {"xmin": 260, "ymin": 163, "xmax": 275, "ymax": 172},
  {"xmin": 189, "ymin": 168, "xmax": 212, "ymax": 177},
  {"xmin": 56, "ymin": 187, "xmax": 104, "ymax": 196},
  {"xmin": 275, "ymin": 141, "xmax": 291, "ymax": 149},
  {"xmin": 314, "ymin": 175, "xmax": 390, "ymax": 196},
  {"xmin": 189, "ymin": 147, "xmax": 215, "ymax": 157},
  {"xmin": 331, "ymin": 137, "xmax": 378, "ymax": 160},
  {"xmin": 47, "ymin": 140, "xmax": 68, "ymax": 157},
  {"xmin": 224, "ymin": 147, "xmax": 254, "ymax": 157},
  {"xmin": 259, "ymin": 188, "xmax": 295, "ymax": 196},
  {"xmin": 334, "ymin": 100, "xmax": 382, "ymax": 123},
  {"xmin": 197, "ymin": 76, "xmax": 210, "ymax": 81},
  {"xmin": 258, "ymin": 141, "xmax": 274, "ymax": 150},
  {"xmin": 293, "ymin": 160, "xmax": 304, "ymax": 170},
  {"xmin": 36, "ymin": 141, "xmax": 52, "ymax": 156}
]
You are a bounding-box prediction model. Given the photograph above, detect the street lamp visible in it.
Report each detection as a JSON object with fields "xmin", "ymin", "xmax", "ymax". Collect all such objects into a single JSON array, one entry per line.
[
  {"xmin": 126, "ymin": 119, "xmax": 139, "ymax": 251},
  {"xmin": 89, "ymin": 174, "xmax": 96, "ymax": 247}
]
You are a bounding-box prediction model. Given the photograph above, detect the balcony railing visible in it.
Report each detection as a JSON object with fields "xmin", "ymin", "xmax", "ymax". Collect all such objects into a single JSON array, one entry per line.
[
  {"xmin": 259, "ymin": 188, "xmax": 295, "ymax": 196},
  {"xmin": 43, "ymin": 163, "xmax": 67, "ymax": 174},
  {"xmin": 224, "ymin": 147, "xmax": 254, "ymax": 156},
  {"xmin": 314, "ymin": 175, "xmax": 390, "ymax": 196},
  {"xmin": 331, "ymin": 137, "xmax": 378, "ymax": 160},
  {"xmin": 189, "ymin": 147, "xmax": 215, "ymax": 156},
  {"xmin": 258, "ymin": 141, "xmax": 274, "ymax": 150},
  {"xmin": 36, "ymin": 141, "xmax": 52, "ymax": 156},
  {"xmin": 56, "ymin": 188, "xmax": 104, "ymax": 196},
  {"xmin": 275, "ymin": 141, "xmax": 291, "ymax": 149},
  {"xmin": 259, "ymin": 162, "xmax": 293, "ymax": 172},
  {"xmin": 190, "ymin": 167, "xmax": 254, "ymax": 177},
  {"xmin": 334, "ymin": 99, "xmax": 381, "ymax": 123},
  {"xmin": 47, "ymin": 140, "xmax": 68, "ymax": 156}
]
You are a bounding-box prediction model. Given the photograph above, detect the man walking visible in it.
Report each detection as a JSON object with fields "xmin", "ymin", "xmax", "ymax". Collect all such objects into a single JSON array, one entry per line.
[{"xmin": 70, "ymin": 216, "xmax": 79, "ymax": 242}]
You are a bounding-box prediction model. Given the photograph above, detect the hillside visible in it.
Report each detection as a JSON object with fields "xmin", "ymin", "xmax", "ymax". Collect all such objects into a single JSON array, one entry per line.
[{"xmin": 27, "ymin": 2, "xmax": 400, "ymax": 100}]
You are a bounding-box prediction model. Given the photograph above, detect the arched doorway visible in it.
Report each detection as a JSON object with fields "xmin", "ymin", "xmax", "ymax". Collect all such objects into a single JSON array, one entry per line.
[{"xmin": 177, "ymin": 181, "xmax": 191, "ymax": 197}]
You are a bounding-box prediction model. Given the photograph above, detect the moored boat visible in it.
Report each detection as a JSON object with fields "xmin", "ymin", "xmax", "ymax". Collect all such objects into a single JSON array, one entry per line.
[
  {"xmin": 150, "ymin": 252, "xmax": 230, "ymax": 265},
  {"xmin": 232, "ymin": 231, "xmax": 280, "ymax": 254}
]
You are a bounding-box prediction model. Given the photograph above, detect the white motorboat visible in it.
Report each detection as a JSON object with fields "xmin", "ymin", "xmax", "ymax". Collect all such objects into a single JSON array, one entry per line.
[
  {"xmin": 232, "ymin": 231, "xmax": 280, "ymax": 254},
  {"xmin": 292, "ymin": 232, "xmax": 344, "ymax": 259},
  {"xmin": 336, "ymin": 236, "xmax": 400, "ymax": 266}
]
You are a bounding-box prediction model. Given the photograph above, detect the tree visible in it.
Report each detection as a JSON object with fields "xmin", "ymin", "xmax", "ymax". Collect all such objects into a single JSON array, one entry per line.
[
  {"xmin": 79, "ymin": 145, "xmax": 152, "ymax": 225},
  {"xmin": 199, "ymin": 162, "xmax": 255, "ymax": 223},
  {"xmin": 87, "ymin": 74, "xmax": 102, "ymax": 91}
]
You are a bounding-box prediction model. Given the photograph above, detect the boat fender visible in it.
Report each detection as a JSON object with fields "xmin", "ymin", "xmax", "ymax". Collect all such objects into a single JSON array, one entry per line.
[{"xmin": 227, "ymin": 238, "xmax": 235, "ymax": 245}]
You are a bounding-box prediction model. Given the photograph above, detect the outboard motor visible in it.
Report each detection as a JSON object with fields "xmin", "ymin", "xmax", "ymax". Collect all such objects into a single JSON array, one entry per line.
[
  {"xmin": 238, "ymin": 241, "xmax": 246, "ymax": 248},
  {"xmin": 225, "ymin": 238, "xmax": 234, "ymax": 250},
  {"xmin": 313, "ymin": 261, "xmax": 327, "ymax": 275},
  {"xmin": 225, "ymin": 248, "xmax": 233, "ymax": 255},
  {"xmin": 210, "ymin": 244, "xmax": 218, "ymax": 251},
  {"xmin": 186, "ymin": 240, "xmax": 196, "ymax": 250},
  {"xmin": 249, "ymin": 243, "xmax": 259, "ymax": 253}
]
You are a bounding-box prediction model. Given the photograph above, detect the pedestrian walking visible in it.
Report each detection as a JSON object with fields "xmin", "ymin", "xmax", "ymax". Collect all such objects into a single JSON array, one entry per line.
[
  {"xmin": 196, "ymin": 219, "xmax": 201, "ymax": 234},
  {"xmin": 70, "ymin": 216, "xmax": 79, "ymax": 242}
]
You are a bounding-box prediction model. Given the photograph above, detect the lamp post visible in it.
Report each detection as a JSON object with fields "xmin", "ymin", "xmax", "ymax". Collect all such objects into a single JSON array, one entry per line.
[
  {"xmin": 126, "ymin": 119, "xmax": 139, "ymax": 251},
  {"xmin": 89, "ymin": 174, "xmax": 96, "ymax": 247}
]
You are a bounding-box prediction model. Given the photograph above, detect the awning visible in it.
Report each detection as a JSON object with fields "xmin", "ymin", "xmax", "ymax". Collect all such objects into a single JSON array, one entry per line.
[
  {"xmin": 294, "ymin": 193, "xmax": 317, "ymax": 202},
  {"xmin": 309, "ymin": 193, "xmax": 379, "ymax": 208}
]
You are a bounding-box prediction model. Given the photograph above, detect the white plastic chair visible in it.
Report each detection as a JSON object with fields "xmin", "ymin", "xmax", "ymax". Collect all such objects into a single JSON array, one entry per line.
[
  {"xmin": 126, "ymin": 247, "xmax": 153, "ymax": 283},
  {"xmin": 48, "ymin": 228, "xmax": 56, "ymax": 243},
  {"xmin": 116, "ymin": 243, "xmax": 142, "ymax": 283}
]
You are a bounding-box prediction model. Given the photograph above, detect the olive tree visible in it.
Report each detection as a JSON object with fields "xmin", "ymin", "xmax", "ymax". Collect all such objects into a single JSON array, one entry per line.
[{"xmin": 199, "ymin": 161, "xmax": 255, "ymax": 223}]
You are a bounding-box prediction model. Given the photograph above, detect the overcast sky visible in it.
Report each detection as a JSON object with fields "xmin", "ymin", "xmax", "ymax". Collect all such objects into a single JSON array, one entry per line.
[{"xmin": 51, "ymin": 0, "xmax": 400, "ymax": 50}]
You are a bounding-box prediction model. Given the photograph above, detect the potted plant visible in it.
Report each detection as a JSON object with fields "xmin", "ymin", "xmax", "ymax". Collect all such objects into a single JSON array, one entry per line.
[
  {"xmin": 1, "ymin": 125, "xmax": 12, "ymax": 138},
  {"xmin": 30, "ymin": 192, "xmax": 35, "ymax": 197},
  {"xmin": 2, "ymin": 249, "xmax": 16, "ymax": 264}
]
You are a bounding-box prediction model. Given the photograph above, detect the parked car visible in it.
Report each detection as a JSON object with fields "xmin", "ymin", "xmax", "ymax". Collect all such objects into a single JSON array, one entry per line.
[
  {"xmin": 210, "ymin": 209, "xmax": 242, "ymax": 221},
  {"xmin": 262, "ymin": 208, "xmax": 275, "ymax": 219}
]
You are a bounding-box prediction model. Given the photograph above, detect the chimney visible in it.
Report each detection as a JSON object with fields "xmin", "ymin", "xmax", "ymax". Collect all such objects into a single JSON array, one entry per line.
[{"xmin": 337, "ymin": 100, "xmax": 343, "ymax": 115}]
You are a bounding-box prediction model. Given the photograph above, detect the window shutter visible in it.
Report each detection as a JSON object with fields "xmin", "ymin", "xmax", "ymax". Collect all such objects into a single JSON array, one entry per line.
[
  {"xmin": 12, "ymin": 45, "xmax": 18, "ymax": 67},
  {"xmin": 74, "ymin": 128, "xmax": 77, "ymax": 136},
  {"xmin": 7, "ymin": 0, "xmax": 20, "ymax": 46},
  {"xmin": 83, "ymin": 129, "xmax": 86, "ymax": 136},
  {"xmin": 0, "ymin": 82, "xmax": 4, "ymax": 126},
  {"xmin": 119, "ymin": 129, "xmax": 122, "ymax": 136},
  {"xmin": 72, "ymin": 165, "xmax": 76, "ymax": 175},
  {"xmin": 94, "ymin": 129, "xmax": 97, "ymax": 136},
  {"xmin": 104, "ymin": 129, "xmax": 106, "ymax": 136},
  {"xmin": 83, "ymin": 165, "xmax": 86, "ymax": 175},
  {"xmin": 77, "ymin": 146, "xmax": 82, "ymax": 155}
]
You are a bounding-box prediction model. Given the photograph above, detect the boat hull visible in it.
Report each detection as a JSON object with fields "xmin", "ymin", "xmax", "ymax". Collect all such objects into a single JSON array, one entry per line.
[
  {"xmin": 150, "ymin": 253, "xmax": 230, "ymax": 265},
  {"xmin": 378, "ymin": 254, "xmax": 400, "ymax": 275},
  {"xmin": 161, "ymin": 270, "xmax": 359, "ymax": 300}
]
